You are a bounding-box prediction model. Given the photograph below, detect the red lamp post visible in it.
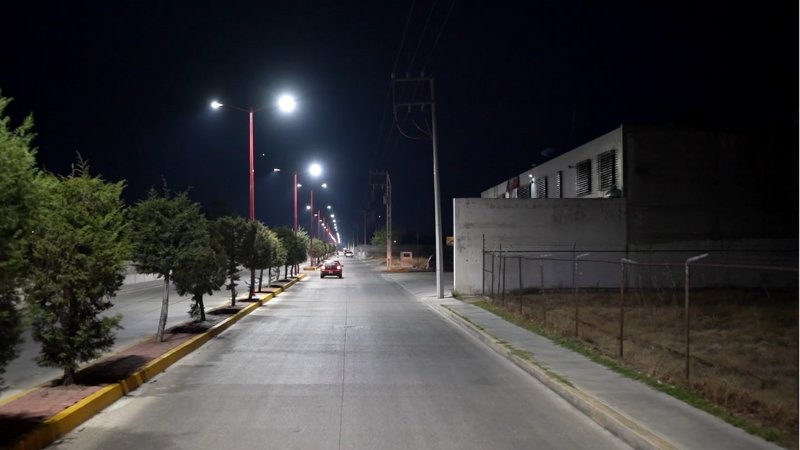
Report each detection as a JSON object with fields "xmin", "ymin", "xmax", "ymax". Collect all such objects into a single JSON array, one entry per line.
[
  {"xmin": 309, "ymin": 190, "xmax": 315, "ymax": 264},
  {"xmin": 210, "ymin": 94, "xmax": 296, "ymax": 222}
]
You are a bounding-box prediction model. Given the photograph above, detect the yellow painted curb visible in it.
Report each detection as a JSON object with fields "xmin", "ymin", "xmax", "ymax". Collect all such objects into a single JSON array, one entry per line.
[{"xmin": 9, "ymin": 276, "xmax": 307, "ymax": 450}]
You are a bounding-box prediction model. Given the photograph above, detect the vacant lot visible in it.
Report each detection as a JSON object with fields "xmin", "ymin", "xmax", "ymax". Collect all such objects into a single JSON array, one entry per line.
[{"xmin": 487, "ymin": 289, "xmax": 798, "ymax": 448}]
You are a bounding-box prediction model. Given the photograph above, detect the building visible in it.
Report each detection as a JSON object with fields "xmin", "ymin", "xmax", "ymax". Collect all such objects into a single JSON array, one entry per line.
[{"xmin": 453, "ymin": 125, "xmax": 797, "ymax": 294}]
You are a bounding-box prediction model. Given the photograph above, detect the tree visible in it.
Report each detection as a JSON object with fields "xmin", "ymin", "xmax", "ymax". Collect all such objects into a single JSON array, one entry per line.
[
  {"xmin": 255, "ymin": 225, "xmax": 285, "ymax": 291},
  {"xmin": 371, "ymin": 229, "xmax": 388, "ymax": 247},
  {"xmin": 172, "ymin": 218, "xmax": 227, "ymax": 322},
  {"xmin": 214, "ymin": 216, "xmax": 249, "ymax": 306},
  {"xmin": 0, "ymin": 93, "xmax": 40, "ymax": 387},
  {"xmin": 129, "ymin": 188, "xmax": 206, "ymax": 342},
  {"xmin": 239, "ymin": 220, "xmax": 264, "ymax": 300},
  {"xmin": 274, "ymin": 227, "xmax": 308, "ymax": 279},
  {"xmin": 312, "ymin": 239, "xmax": 327, "ymax": 264},
  {"xmin": 26, "ymin": 161, "xmax": 130, "ymax": 385},
  {"xmin": 269, "ymin": 229, "xmax": 288, "ymax": 284}
]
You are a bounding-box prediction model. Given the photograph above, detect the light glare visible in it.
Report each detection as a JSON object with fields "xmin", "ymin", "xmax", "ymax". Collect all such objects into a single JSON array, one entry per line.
[{"xmin": 277, "ymin": 94, "xmax": 296, "ymax": 112}]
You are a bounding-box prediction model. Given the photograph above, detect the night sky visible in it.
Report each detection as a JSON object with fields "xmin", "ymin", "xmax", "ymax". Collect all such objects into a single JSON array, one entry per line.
[{"xmin": 2, "ymin": 1, "xmax": 796, "ymax": 246}]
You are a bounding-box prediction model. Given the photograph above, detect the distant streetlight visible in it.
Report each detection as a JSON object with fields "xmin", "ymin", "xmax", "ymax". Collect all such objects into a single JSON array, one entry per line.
[
  {"xmin": 306, "ymin": 179, "xmax": 327, "ymax": 265},
  {"xmin": 209, "ymin": 93, "xmax": 297, "ymax": 221}
]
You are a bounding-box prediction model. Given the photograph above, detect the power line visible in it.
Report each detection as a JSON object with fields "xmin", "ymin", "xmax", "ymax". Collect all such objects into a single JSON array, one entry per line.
[
  {"xmin": 405, "ymin": 0, "xmax": 439, "ymax": 74},
  {"xmin": 421, "ymin": 0, "xmax": 457, "ymax": 73},
  {"xmin": 392, "ymin": 0, "xmax": 417, "ymax": 75},
  {"xmin": 372, "ymin": 0, "xmax": 418, "ymax": 172}
]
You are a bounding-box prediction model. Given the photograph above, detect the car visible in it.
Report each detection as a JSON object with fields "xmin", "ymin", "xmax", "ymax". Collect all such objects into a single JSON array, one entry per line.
[
  {"xmin": 320, "ymin": 260, "xmax": 343, "ymax": 278},
  {"xmin": 344, "ymin": 250, "xmax": 354, "ymax": 258}
]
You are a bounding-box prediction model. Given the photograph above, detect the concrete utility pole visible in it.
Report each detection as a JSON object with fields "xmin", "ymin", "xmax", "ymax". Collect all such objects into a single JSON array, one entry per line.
[
  {"xmin": 386, "ymin": 172, "xmax": 392, "ymax": 270},
  {"xmin": 391, "ymin": 73, "xmax": 444, "ymax": 298}
]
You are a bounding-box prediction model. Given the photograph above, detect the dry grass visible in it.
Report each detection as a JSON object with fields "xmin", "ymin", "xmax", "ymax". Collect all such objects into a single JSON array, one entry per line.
[{"xmin": 491, "ymin": 288, "xmax": 798, "ymax": 448}]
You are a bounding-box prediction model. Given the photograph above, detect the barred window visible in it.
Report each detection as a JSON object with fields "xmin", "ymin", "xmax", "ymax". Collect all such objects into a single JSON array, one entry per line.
[
  {"xmin": 535, "ymin": 176, "xmax": 547, "ymax": 198},
  {"xmin": 576, "ymin": 159, "xmax": 591, "ymax": 196},
  {"xmin": 556, "ymin": 171, "xmax": 563, "ymax": 198},
  {"xmin": 598, "ymin": 150, "xmax": 617, "ymax": 191}
]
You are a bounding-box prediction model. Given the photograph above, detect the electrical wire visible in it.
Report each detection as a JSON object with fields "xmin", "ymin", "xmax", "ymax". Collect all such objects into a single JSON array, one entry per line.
[
  {"xmin": 405, "ymin": 0, "xmax": 439, "ymax": 74},
  {"xmin": 421, "ymin": 0, "xmax": 457, "ymax": 73},
  {"xmin": 372, "ymin": 0, "xmax": 417, "ymax": 172},
  {"xmin": 392, "ymin": 0, "xmax": 417, "ymax": 75}
]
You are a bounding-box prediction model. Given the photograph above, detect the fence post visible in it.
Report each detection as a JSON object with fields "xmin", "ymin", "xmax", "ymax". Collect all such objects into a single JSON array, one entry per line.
[
  {"xmin": 501, "ymin": 253, "xmax": 506, "ymax": 306},
  {"xmin": 497, "ymin": 244, "xmax": 502, "ymax": 298},
  {"xmin": 574, "ymin": 253, "xmax": 590, "ymax": 337},
  {"xmin": 481, "ymin": 234, "xmax": 485, "ymax": 296},
  {"xmin": 539, "ymin": 254, "xmax": 551, "ymax": 294},
  {"xmin": 620, "ymin": 258, "xmax": 638, "ymax": 359},
  {"xmin": 490, "ymin": 251, "xmax": 495, "ymax": 297},
  {"xmin": 684, "ymin": 253, "xmax": 709, "ymax": 381}
]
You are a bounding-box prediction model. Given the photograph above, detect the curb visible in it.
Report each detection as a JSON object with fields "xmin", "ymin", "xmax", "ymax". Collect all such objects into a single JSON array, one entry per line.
[
  {"xmin": 436, "ymin": 304, "xmax": 678, "ymax": 450},
  {"xmin": 11, "ymin": 273, "xmax": 306, "ymax": 450}
]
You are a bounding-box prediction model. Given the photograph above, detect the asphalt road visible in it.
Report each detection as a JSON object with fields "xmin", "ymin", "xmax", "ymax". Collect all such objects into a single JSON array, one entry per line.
[
  {"xmin": 1, "ymin": 270, "xmax": 254, "ymax": 401},
  {"xmin": 50, "ymin": 260, "xmax": 629, "ymax": 450}
]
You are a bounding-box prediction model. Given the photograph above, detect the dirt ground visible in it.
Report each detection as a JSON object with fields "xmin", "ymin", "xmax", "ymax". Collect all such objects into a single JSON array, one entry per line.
[{"xmin": 489, "ymin": 289, "xmax": 798, "ymax": 448}]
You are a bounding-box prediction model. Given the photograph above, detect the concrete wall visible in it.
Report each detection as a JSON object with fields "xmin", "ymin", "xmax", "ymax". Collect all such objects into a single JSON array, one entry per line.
[
  {"xmin": 624, "ymin": 126, "xmax": 799, "ymax": 244},
  {"xmin": 453, "ymin": 198, "xmax": 627, "ymax": 294}
]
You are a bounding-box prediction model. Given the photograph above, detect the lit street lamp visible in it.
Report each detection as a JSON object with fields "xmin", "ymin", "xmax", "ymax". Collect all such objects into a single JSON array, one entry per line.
[
  {"xmin": 210, "ymin": 94, "xmax": 296, "ymax": 221},
  {"xmin": 305, "ymin": 180, "xmax": 327, "ymax": 265}
]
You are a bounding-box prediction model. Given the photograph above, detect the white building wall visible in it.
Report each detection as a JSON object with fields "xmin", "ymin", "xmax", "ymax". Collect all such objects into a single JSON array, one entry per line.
[
  {"xmin": 482, "ymin": 126, "xmax": 624, "ymax": 199},
  {"xmin": 453, "ymin": 198, "xmax": 627, "ymax": 295}
]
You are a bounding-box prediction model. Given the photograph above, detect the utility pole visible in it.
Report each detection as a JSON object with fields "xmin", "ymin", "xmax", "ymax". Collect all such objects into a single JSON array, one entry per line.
[
  {"xmin": 369, "ymin": 171, "xmax": 392, "ymax": 270},
  {"xmin": 391, "ymin": 73, "xmax": 444, "ymax": 298},
  {"xmin": 386, "ymin": 172, "xmax": 392, "ymax": 270}
]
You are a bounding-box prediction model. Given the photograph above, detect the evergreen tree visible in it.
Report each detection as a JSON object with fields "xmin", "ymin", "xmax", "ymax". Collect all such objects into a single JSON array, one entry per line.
[
  {"xmin": 129, "ymin": 188, "xmax": 206, "ymax": 342},
  {"xmin": 239, "ymin": 220, "xmax": 262, "ymax": 300},
  {"xmin": 214, "ymin": 216, "xmax": 249, "ymax": 306},
  {"xmin": 172, "ymin": 218, "xmax": 227, "ymax": 322},
  {"xmin": 26, "ymin": 161, "xmax": 130, "ymax": 385},
  {"xmin": 274, "ymin": 227, "xmax": 308, "ymax": 279},
  {"xmin": 265, "ymin": 228, "xmax": 287, "ymax": 286},
  {"xmin": 254, "ymin": 225, "xmax": 285, "ymax": 291},
  {"xmin": 0, "ymin": 93, "xmax": 40, "ymax": 387},
  {"xmin": 312, "ymin": 239, "xmax": 327, "ymax": 264}
]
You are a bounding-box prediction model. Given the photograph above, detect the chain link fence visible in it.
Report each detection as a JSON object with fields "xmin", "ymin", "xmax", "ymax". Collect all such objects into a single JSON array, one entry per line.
[{"xmin": 481, "ymin": 243, "xmax": 798, "ymax": 440}]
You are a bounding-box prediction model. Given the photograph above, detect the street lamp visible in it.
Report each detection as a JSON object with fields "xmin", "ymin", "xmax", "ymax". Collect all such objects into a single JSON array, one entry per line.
[
  {"xmin": 306, "ymin": 180, "xmax": 327, "ymax": 265},
  {"xmin": 209, "ymin": 93, "xmax": 296, "ymax": 221},
  {"xmin": 277, "ymin": 163, "xmax": 322, "ymax": 235}
]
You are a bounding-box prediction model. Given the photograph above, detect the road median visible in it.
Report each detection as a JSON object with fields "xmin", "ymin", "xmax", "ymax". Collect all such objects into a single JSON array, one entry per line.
[{"xmin": 2, "ymin": 273, "xmax": 306, "ymax": 450}]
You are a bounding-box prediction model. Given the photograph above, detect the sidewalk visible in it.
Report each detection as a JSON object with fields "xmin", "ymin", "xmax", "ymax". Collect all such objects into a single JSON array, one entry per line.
[{"xmin": 385, "ymin": 271, "xmax": 782, "ymax": 450}]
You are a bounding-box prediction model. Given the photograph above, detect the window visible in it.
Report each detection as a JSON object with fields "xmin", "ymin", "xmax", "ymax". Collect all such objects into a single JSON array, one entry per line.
[
  {"xmin": 598, "ymin": 150, "xmax": 617, "ymax": 191},
  {"xmin": 535, "ymin": 176, "xmax": 547, "ymax": 198},
  {"xmin": 576, "ymin": 159, "xmax": 591, "ymax": 196},
  {"xmin": 556, "ymin": 171, "xmax": 563, "ymax": 198}
]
